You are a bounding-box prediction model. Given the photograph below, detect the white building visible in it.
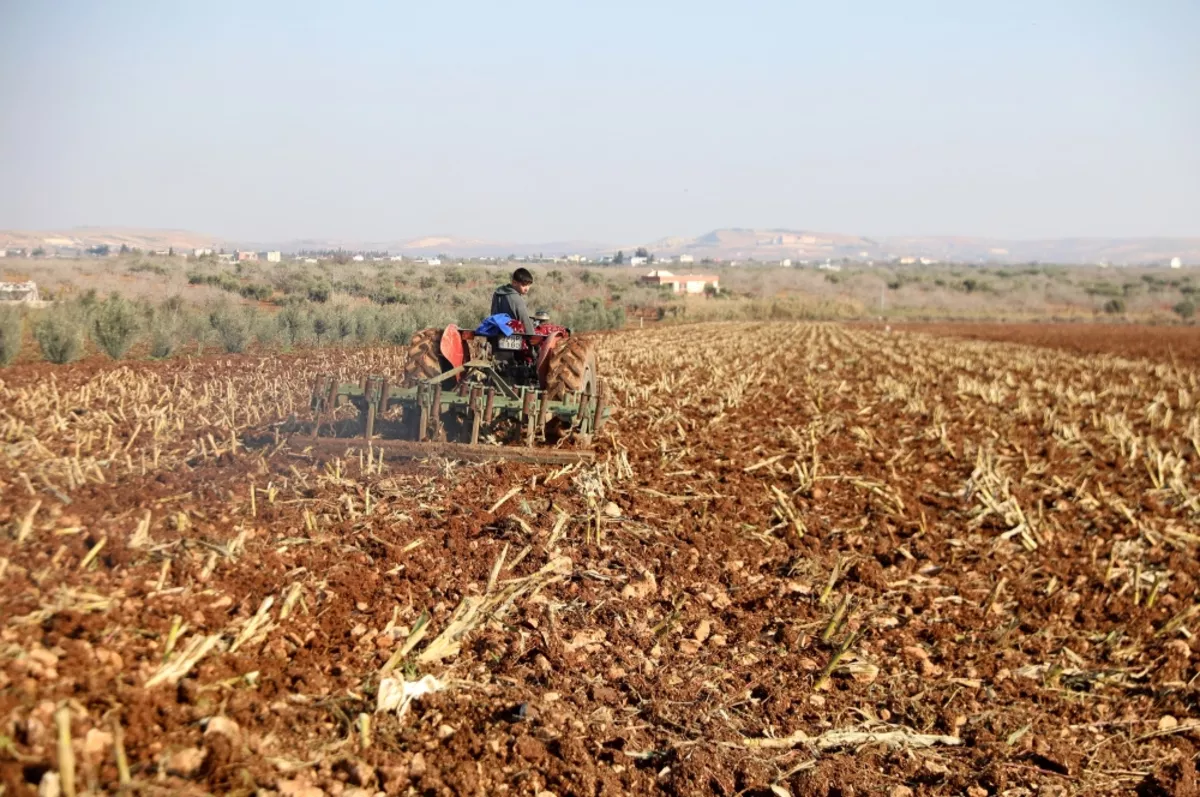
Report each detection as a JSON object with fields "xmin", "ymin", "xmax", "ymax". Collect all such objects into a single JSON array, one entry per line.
[
  {"xmin": 640, "ymin": 269, "xmax": 719, "ymax": 295},
  {"xmin": 352, "ymin": 254, "xmax": 365, "ymax": 262},
  {"xmin": 678, "ymin": 254, "xmax": 694, "ymax": 264},
  {"xmin": 426, "ymin": 258, "xmax": 442, "ymax": 266},
  {"xmin": 266, "ymin": 251, "xmax": 282, "ymax": 263},
  {"xmin": 780, "ymin": 259, "xmax": 792, "ymax": 267},
  {"xmin": 193, "ymin": 247, "xmax": 213, "ymax": 257},
  {"xmin": 1171, "ymin": 257, "xmax": 1183, "ymax": 269},
  {"xmin": 0, "ymin": 280, "xmax": 41, "ymax": 303},
  {"xmin": 630, "ymin": 256, "xmax": 648, "ymax": 267}
]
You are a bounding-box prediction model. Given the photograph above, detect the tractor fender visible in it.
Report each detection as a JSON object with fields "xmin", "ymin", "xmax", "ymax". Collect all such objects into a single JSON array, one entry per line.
[{"xmin": 439, "ymin": 325, "xmax": 466, "ymax": 371}]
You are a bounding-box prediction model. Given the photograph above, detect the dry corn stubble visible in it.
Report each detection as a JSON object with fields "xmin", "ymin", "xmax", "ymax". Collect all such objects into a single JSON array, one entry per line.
[{"xmin": 0, "ymin": 322, "xmax": 1197, "ymax": 796}]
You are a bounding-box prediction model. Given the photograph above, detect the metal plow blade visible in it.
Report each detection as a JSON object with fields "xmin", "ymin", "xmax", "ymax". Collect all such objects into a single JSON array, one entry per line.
[
  {"xmin": 298, "ymin": 365, "xmax": 609, "ymax": 466},
  {"xmin": 297, "ymin": 436, "xmax": 595, "ymax": 465}
]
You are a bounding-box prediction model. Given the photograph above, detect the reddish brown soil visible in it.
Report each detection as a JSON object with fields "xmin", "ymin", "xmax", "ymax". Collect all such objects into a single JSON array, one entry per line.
[
  {"xmin": 899, "ymin": 321, "xmax": 1200, "ymax": 367},
  {"xmin": 1, "ymin": 324, "xmax": 1198, "ymax": 796}
]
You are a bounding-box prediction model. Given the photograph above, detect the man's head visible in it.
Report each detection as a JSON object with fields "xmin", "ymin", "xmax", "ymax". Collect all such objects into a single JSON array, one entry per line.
[{"xmin": 511, "ymin": 268, "xmax": 533, "ymax": 295}]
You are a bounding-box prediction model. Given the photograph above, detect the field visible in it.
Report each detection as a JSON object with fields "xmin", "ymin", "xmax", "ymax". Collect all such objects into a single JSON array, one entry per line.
[
  {"xmin": 2, "ymin": 323, "xmax": 1199, "ymax": 796},
  {"xmin": 900, "ymin": 323, "xmax": 1200, "ymax": 368}
]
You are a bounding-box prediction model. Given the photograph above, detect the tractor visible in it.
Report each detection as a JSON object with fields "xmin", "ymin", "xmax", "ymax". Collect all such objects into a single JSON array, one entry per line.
[{"xmin": 306, "ymin": 319, "xmax": 608, "ymax": 464}]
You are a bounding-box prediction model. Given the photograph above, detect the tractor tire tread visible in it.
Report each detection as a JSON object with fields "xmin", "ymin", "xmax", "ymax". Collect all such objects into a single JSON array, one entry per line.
[
  {"xmin": 402, "ymin": 328, "xmax": 444, "ymax": 386},
  {"xmin": 545, "ymin": 336, "xmax": 597, "ymax": 400}
]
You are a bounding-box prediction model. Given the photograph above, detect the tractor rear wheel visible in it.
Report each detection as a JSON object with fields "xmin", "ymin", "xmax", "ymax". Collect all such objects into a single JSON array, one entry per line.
[
  {"xmin": 544, "ymin": 336, "xmax": 597, "ymax": 400},
  {"xmin": 544, "ymin": 336, "xmax": 601, "ymax": 446},
  {"xmin": 402, "ymin": 328, "xmax": 444, "ymax": 386}
]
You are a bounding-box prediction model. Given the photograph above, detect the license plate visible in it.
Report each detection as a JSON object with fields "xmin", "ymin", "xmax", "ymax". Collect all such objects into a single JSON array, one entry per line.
[{"xmin": 498, "ymin": 336, "xmax": 522, "ymax": 350}]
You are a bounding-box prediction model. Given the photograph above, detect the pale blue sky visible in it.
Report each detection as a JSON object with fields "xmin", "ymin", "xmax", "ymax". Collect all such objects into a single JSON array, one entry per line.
[{"xmin": 1, "ymin": 1, "xmax": 1197, "ymax": 243}]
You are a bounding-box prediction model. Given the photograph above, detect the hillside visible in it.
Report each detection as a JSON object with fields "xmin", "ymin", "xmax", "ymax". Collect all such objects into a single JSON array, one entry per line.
[
  {"xmin": 2, "ymin": 226, "xmax": 1197, "ymax": 265},
  {"xmin": 653, "ymin": 229, "xmax": 1200, "ymax": 265},
  {"xmin": 0, "ymin": 227, "xmax": 221, "ymax": 252}
]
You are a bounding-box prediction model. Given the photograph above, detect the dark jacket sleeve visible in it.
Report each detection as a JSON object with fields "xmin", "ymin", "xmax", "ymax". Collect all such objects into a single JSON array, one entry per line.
[
  {"xmin": 509, "ymin": 293, "xmax": 534, "ymax": 333},
  {"xmin": 492, "ymin": 288, "xmax": 533, "ymax": 333}
]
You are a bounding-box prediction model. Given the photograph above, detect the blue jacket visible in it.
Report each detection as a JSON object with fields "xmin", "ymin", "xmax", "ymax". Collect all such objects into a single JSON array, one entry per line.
[{"xmin": 476, "ymin": 313, "xmax": 516, "ymax": 337}]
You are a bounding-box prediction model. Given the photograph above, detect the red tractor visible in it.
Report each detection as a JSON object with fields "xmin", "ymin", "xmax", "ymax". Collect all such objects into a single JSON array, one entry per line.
[{"xmin": 309, "ymin": 320, "xmax": 607, "ymax": 463}]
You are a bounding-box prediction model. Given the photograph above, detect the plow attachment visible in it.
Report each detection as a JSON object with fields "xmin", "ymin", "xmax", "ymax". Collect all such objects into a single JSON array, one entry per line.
[
  {"xmin": 303, "ymin": 359, "xmax": 609, "ymax": 465},
  {"xmin": 299, "ymin": 437, "xmax": 596, "ymax": 465}
]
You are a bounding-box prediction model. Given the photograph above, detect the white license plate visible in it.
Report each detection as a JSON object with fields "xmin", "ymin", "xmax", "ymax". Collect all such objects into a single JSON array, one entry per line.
[{"xmin": 498, "ymin": 336, "xmax": 522, "ymax": 350}]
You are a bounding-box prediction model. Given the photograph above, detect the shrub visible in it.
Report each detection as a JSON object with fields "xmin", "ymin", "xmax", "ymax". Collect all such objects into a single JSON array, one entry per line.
[
  {"xmin": 1103, "ymin": 298, "xmax": 1126, "ymax": 315},
  {"xmin": 128, "ymin": 261, "xmax": 169, "ymax": 276},
  {"xmin": 1174, "ymin": 300, "xmax": 1196, "ymax": 320},
  {"xmin": 381, "ymin": 309, "xmax": 419, "ymax": 346},
  {"xmin": 562, "ymin": 298, "xmax": 625, "ymax": 331},
  {"xmin": 453, "ymin": 301, "xmax": 490, "ymax": 330},
  {"xmin": 239, "ymin": 283, "xmax": 273, "ymax": 301},
  {"xmin": 0, "ymin": 306, "xmax": 23, "ymax": 366},
  {"xmin": 311, "ymin": 309, "xmax": 331, "ymax": 342},
  {"xmin": 149, "ymin": 308, "xmax": 185, "ymax": 358},
  {"xmin": 333, "ymin": 308, "xmax": 354, "ymax": 344},
  {"xmin": 353, "ymin": 308, "xmax": 378, "ymax": 344},
  {"xmin": 211, "ymin": 306, "xmax": 253, "ymax": 353},
  {"xmin": 277, "ymin": 305, "xmax": 307, "ymax": 348},
  {"xmin": 34, "ymin": 307, "xmax": 86, "ymax": 364},
  {"xmin": 307, "ymin": 282, "xmax": 331, "ymax": 303},
  {"xmin": 252, "ymin": 312, "xmax": 279, "ymax": 345},
  {"xmin": 91, "ymin": 295, "xmax": 142, "ymax": 359}
]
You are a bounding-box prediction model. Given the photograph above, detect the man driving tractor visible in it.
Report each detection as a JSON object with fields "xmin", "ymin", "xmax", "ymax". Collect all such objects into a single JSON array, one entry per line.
[{"xmin": 491, "ymin": 268, "xmax": 535, "ymax": 333}]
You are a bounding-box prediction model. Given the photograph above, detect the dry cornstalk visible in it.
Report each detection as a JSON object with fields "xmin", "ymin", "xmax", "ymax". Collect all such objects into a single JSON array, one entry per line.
[
  {"xmin": 744, "ymin": 723, "xmax": 962, "ymax": 751},
  {"xmin": 487, "ymin": 486, "xmax": 522, "ymax": 514},
  {"xmin": 56, "ymin": 706, "xmax": 76, "ymax": 797},
  {"xmin": 230, "ymin": 596, "xmax": 276, "ymax": 653},
  {"xmin": 79, "ymin": 536, "xmax": 107, "ymax": 570},
  {"xmin": 112, "ymin": 718, "xmax": 131, "ymax": 788},
  {"xmin": 145, "ymin": 634, "xmax": 222, "ymax": 688},
  {"xmin": 814, "ymin": 630, "xmax": 859, "ymax": 691},
  {"xmin": 17, "ymin": 500, "xmax": 41, "ymax": 544}
]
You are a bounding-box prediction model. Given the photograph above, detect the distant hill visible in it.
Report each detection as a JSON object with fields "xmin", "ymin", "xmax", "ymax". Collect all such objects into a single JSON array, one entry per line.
[
  {"xmin": 651, "ymin": 228, "xmax": 1200, "ymax": 265},
  {"xmin": 0, "ymin": 227, "xmax": 221, "ymax": 252},
  {"xmin": 2, "ymin": 226, "xmax": 1197, "ymax": 265}
]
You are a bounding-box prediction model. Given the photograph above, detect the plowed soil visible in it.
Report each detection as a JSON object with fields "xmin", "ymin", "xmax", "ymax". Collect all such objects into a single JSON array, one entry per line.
[
  {"xmin": 901, "ymin": 322, "xmax": 1200, "ymax": 367},
  {"xmin": 2, "ymin": 323, "xmax": 1198, "ymax": 796}
]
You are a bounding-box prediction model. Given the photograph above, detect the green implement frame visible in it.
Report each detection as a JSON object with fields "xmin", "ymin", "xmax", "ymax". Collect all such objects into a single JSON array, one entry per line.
[{"xmin": 308, "ymin": 359, "xmax": 608, "ymax": 463}]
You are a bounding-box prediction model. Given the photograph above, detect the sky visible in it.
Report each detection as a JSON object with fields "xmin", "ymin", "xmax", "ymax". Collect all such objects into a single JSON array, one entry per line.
[{"xmin": 1, "ymin": 0, "xmax": 1198, "ymax": 244}]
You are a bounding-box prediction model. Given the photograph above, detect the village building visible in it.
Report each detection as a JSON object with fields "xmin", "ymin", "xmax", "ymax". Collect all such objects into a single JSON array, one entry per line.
[{"xmin": 639, "ymin": 269, "xmax": 720, "ymax": 295}]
